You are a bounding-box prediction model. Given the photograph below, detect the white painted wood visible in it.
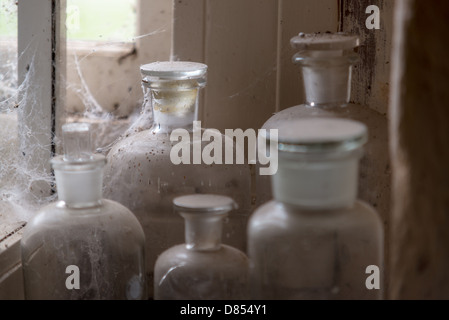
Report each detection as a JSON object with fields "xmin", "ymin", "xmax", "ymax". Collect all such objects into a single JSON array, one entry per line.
[
  {"xmin": 65, "ymin": 43, "xmax": 140, "ymax": 117},
  {"xmin": 172, "ymin": 0, "xmax": 340, "ymax": 130},
  {"xmin": 174, "ymin": 0, "xmax": 279, "ymax": 130},
  {"xmin": 172, "ymin": 0, "xmax": 205, "ymax": 63},
  {"xmin": 17, "ymin": 0, "xmax": 65, "ymax": 198},
  {"xmin": 0, "ymin": 0, "xmax": 64, "ymax": 299},
  {"xmin": 55, "ymin": 0, "xmax": 66, "ymax": 156},
  {"xmin": 138, "ymin": 0, "xmax": 172, "ymax": 63}
]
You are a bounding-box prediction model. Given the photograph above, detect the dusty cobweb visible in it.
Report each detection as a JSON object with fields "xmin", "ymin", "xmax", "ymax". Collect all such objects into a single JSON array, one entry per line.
[{"xmin": 0, "ymin": 0, "xmax": 169, "ymax": 225}]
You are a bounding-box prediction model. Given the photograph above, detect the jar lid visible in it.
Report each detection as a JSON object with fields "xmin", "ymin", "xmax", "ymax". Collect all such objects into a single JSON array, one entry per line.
[
  {"xmin": 51, "ymin": 122, "xmax": 106, "ymax": 170},
  {"xmin": 290, "ymin": 32, "xmax": 360, "ymax": 51},
  {"xmin": 265, "ymin": 118, "xmax": 367, "ymax": 153},
  {"xmin": 173, "ymin": 194, "xmax": 237, "ymax": 214},
  {"xmin": 140, "ymin": 61, "xmax": 208, "ymax": 80}
]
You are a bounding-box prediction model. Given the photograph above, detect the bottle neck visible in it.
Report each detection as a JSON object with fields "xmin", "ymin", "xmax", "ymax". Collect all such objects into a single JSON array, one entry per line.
[
  {"xmin": 182, "ymin": 213, "xmax": 224, "ymax": 251},
  {"xmin": 54, "ymin": 162, "xmax": 104, "ymax": 209},
  {"xmin": 272, "ymin": 150, "xmax": 361, "ymax": 210},
  {"xmin": 148, "ymin": 86, "xmax": 200, "ymax": 134},
  {"xmin": 294, "ymin": 51, "xmax": 357, "ymax": 108}
]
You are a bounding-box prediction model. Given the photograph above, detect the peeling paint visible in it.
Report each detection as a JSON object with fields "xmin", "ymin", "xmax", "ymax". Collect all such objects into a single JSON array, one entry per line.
[{"xmin": 341, "ymin": 0, "xmax": 393, "ymax": 115}]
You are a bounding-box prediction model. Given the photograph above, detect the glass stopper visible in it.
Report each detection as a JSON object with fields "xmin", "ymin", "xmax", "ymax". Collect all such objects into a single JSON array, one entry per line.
[
  {"xmin": 267, "ymin": 118, "xmax": 368, "ymax": 154},
  {"xmin": 62, "ymin": 122, "xmax": 93, "ymax": 162},
  {"xmin": 173, "ymin": 194, "xmax": 238, "ymax": 214},
  {"xmin": 174, "ymin": 194, "xmax": 238, "ymax": 251},
  {"xmin": 290, "ymin": 32, "xmax": 360, "ymax": 52},
  {"xmin": 140, "ymin": 61, "xmax": 208, "ymax": 81}
]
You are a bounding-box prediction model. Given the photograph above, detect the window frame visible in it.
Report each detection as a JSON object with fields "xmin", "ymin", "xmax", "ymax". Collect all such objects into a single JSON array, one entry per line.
[{"xmin": 0, "ymin": 0, "xmax": 172, "ymax": 298}]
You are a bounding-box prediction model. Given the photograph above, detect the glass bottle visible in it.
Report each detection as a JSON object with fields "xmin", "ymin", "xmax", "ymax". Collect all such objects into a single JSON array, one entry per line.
[
  {"xmin": 154, "ymin": 194, "xmax": 248, "ymax": 300},
  {"xmin": 103, "ymin": 61, "xmax": 252, "ymax": 296},
  {"xmin": 248, "ymin": 118, "xmax": 384, "ymax": 300},
  {"xmin": 258, "ymin": 33, "xmax": 390, "ymax": 224},
  {"xmin": 21, "ymin": 123, "xmax": 146, "ymax": 300}
]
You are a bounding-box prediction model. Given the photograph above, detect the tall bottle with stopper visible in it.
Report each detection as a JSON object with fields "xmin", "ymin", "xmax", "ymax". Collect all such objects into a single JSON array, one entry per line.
[
  {"xmin": 249, "ymin": 118, "xmax": 384, "ymax": 300},
  {"xmin": 21, "ymin": 123, "xmax": 146, "ymax": 300},
  {"xmin": 258, "ymin": 33, "xmax": 390, "ymax": 226},
  {"xmin": 103, "ymin": 61, "xmax": 252, "ymax": 296},
  {"xmin": 154, "ymin": 194, "xmax": 248, "ymax": 300}
]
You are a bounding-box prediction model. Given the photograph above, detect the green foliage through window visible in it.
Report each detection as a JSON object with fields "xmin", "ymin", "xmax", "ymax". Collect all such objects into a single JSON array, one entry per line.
[{"xmin": 67, "ymin": 0, "xmax": 136, "ymax": 42}]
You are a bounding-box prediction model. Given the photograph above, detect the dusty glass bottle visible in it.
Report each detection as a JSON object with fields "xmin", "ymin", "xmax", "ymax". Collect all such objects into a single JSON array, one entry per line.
[
  {"xmin": 21, "ymin": 123, "xmax": 146, "ymax": 300},
  {"xmin": 258, "ymin": 33, "xmax": 389, "ymax": 224},
  {"xmin": 103, "ymin": 61, "xmax": 252, "ymax": 296},
  {"xmin": 154, "ymin": 194, "xmax": 248, "ymax": 300},
  {"xmin": 248, "ymin": 118, "xmax": 383, "ymax": 300}
]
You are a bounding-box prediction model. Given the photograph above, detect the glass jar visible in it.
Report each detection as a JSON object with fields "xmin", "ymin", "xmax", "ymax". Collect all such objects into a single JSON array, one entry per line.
[
  {"xmin": 21, "ymin": 123, "xmax": 146, "ymax": 300},
  {"xmin": 103, "ymin": 61, "xmax": 252, "ymax": 296},
  {"xmin": 248, "ymin": 118, "xmax": 384, "ymax": 300},
  {"xmin": 257, "ymin": 33, "xmax": 389, "ymax": 227},
  {"xmin": 154, "ymin": 194, "xmax": 248, "ymax": 299}
]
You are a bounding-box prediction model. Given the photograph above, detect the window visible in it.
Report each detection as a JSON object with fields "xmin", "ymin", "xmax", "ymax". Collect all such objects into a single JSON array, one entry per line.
[
  {"xmin": 64, "ymin": 0, "xmax": 172, "ymax": 149},
  {"xmin": 66, "ymin": 0, "xmax": 136, "ymax": 42},
  {"xmin": 0, "ymin": 0, "xmax": 172, "ymax": 298}
]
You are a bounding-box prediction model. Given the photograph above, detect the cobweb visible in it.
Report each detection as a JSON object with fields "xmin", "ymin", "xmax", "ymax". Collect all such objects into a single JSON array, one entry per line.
[
  {"xmin": 0, "ymin": 0, "xmax": 168, "ymax": 226},
  {"xmin": 0, "ymin": 0, "xmax": 33, "ymax": 225},
  {"xmin": 66, "ymin": 52, "xmax": 154, "ymax": 155},
  {"xmin": 0, "ymin": 43, "xmax": 59, "ymax": 225}
]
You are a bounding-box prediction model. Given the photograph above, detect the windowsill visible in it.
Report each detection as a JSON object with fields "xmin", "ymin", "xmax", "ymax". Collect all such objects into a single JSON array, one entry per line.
[
  {"xmin": 0, "ymin": 221, "xmax": 25, "ymax": 300},
  {"xmin": 0, "ymin": 39, "xmax": 135, "ymax": 55},
  {"xmin": 67, "ymin": 40, "xmax": 135, "ymax": 58}
]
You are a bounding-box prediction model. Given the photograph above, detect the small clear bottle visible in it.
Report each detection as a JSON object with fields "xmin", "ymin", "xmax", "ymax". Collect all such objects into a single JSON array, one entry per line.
[
  {"xmin": 258, "ymin": 33, "xmax": 389, "ymax": 222},
  {"xmin": 21, "ymin": 123, "xmax": 146, "ymax": 300},
  {"xmin": 248, "ymin": 118, "xmax": 383, "ymax": 300},
  {"xmin": 154, "ymin": 194, "xmax": 248, "ymax": 300},
  {"xmin": 103, "ymin": 62, "xmax": 252, "ymax": 296}
]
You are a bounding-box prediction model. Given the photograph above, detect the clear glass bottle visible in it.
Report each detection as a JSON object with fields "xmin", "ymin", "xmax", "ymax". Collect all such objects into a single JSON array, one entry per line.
[
  {"xmin": 21, "ymin": 123, "xmax": 146, "ymax": 300},
  {"xmin": 258, "ymin": 33, "xmax": 390, "ymax": 223},
  {"xmin": 103, "ymin": 61, "xmax": 252, "ymax": 296},
  {"xmin": 154, "ymin": 194, "xmax": 248, "ymax": 300},
  {"xmin": 248, "ymin": 118, "xmax": 384, "ymax": 300}
]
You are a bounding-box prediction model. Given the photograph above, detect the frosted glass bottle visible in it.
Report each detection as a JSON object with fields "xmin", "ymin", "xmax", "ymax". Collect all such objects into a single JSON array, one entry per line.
[
  {"xmin": 248, "ymin": 118, "xmax": 384, "ymax": 300},
  {"xmin": 103, "ymin": 61, "xmax": 252, "ymax": 296},
  {"xmin": 21, "ymin": 123, "xmax": 146, "ymax": 300},
  {"xmin": 154, "ymin": 194, "xmax": 249, "ymax": 300},
  {"xmin": 258, "ymin": 33, "xmax": 389, "ymax": 223}
]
